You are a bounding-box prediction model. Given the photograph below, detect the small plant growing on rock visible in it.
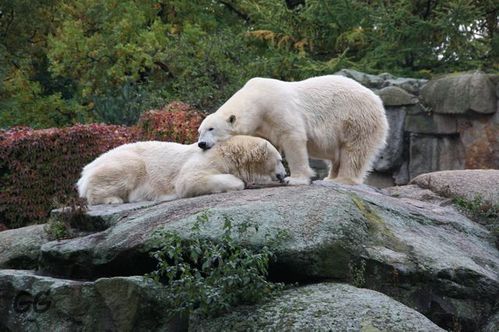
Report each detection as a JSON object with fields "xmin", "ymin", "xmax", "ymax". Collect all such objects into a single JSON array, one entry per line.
[
  {"xmin": 45, "ymin": 218, "xmax": 71, "ymax": 240},
  {"xmin": 147, "ymin": 212, "xmax": 285, "ymax": 318},
  {"xmin": 453, "ymin": 194, "xmax": 499, "ymax": 248},
  {"xmin": 452, "ymin": 195, "xmax": 498, "ymax": 221},
  {"xmin": 349, "ymin": 259, "xmax": 367, "ymax": 288},
  {"xmin": 44, "ymin": 198, "xmax": 87, "ymax": 240}
]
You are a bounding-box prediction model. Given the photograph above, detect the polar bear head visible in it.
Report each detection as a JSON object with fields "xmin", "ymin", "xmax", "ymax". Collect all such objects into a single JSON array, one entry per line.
[
  {"xmin": 216, "ymin": 135, "xmax": 286, "ymax": 184},
  {"xmin": 197, "ymin": 113, "xmax": 237, "ymax": 150},
  {"xmin": 197, "ymin": 113, "xmax": 230, "ymax": 150}
]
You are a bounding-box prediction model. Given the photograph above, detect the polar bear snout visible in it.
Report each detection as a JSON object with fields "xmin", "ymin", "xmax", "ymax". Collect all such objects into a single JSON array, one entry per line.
[
  {"xmin": 276, "ymin": 172, "xmax": 285, "ymax": 183},
  {"xmin": 274, "ymin": 161, "xmax": 287, "ymax": 183},
  {"xmin": 197, "ymin": 131, "xmax": 216, "ymax": 150},
  {"xmin": 198, "ymin": 141, "xmax": 211, "ymax": 150}
]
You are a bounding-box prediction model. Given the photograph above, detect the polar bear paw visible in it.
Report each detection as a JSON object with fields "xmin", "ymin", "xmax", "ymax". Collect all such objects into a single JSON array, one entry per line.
[
  {"xmin": 284, "ymin": 176, "xmax": 311, "ymax": 186},
  {"xmin": 325, "ymin": 177, "xmax": 361, "ymax": 185},
  {"xmin": 102, "ymin": 196, "xmax": 124, "ymax": 204}
]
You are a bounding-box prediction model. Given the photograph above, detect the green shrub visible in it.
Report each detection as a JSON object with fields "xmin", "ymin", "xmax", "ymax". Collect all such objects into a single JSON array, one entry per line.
[{"xmin": 147, "ymin": 213, "xmax": 284, "ymax": 318}]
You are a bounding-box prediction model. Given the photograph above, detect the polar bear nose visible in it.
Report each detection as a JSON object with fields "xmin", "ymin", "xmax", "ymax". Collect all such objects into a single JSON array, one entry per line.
[
  {"xmin": 276, "ymin": 173, "xmax": 285, "ymax": 183},
  {"xmin": 198, "ymin": 141, "xmax": 209, "ymax": 150}
]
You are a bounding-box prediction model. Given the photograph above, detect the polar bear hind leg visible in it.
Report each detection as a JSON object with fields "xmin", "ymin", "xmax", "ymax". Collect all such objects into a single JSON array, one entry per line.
[
  {"xmin": 101, "ymin": 196, "xmax": 124, "ymax": 204},
  {"xmin": 83, "ymin": 157, "xmax": 146, "ymax": 204},
  {"xmin": 156, "ymin": 194, "xmax": 178, "ymax": 202},
  {"xmin": 333, "ymin": 144, "xmax": 372, "ymax": 185}
]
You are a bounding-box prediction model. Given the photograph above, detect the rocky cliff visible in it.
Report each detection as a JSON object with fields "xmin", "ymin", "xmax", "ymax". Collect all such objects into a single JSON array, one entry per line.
[{"xmin": 1, "ymin": 170, "xmax": 498, "ymax": 331}]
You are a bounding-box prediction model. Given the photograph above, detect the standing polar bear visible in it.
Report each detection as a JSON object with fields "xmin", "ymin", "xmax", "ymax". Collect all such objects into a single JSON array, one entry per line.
[
  {"xmin": 77, "ymin": 136, "xmax": 286, "ymax": 205},
  {"xmin": 197, "ymin": 75, "xmax": 389, "ymax": 185}
]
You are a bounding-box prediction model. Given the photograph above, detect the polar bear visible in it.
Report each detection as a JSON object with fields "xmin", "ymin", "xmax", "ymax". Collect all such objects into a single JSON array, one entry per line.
[
  {"xmin": 197, "ymin": 75, "xmax": 389, "ymax": 185},
  {"xmin": 77, "ymin": 136, "xmax": 286, "ymax": 205}
]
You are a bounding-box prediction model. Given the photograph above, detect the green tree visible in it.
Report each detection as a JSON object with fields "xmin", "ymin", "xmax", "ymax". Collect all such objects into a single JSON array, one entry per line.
[
  {"xmin": 1, "ymin": 0, "xmax": 496, "ymax": 129},
  {"xmin": 0, "ymin": 0, "xmax": 88, "ymax": 128},
  {"xmin": 240, "ymin": 0, "xmax": 498, "ymax": 76}
]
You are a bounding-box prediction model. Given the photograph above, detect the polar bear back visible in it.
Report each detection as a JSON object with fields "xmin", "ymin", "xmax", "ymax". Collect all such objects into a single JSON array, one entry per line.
[
  {"xmin": 236, "ymin": 75, "xmax": 387, "ymax": 158},
  {"xmin": 77, "ymin": 141, "xmax": 198, "ymax": 201}
]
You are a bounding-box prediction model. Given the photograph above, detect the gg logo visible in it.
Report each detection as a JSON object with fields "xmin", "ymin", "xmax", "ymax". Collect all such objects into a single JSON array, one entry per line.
[{"xmin": 13, "ymin": 290, "xmax": 51, "ymax": 313}]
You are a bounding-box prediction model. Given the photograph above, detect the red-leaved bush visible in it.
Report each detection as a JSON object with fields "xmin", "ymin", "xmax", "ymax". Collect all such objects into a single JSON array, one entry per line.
[
  {"xmin": 135, "ymin": 101, "xmax": 204, "ymax": 143},
  {"xmin": 0, "ymin": 102, "xmax": 204, "ymax": 229},
  {"xmin": 0, "ymin": 125, "xmax": 136, "ymax": 228}
]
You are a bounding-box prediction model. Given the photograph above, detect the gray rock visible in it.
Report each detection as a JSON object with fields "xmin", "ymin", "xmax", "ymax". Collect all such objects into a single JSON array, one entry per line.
[
  {"xmin": 335, "ymin": 69, "xmax": 386, "ymax": 88},
  {"xmin": 365, "ymin": 171, "xmax": 395, "ymax": 188},
  {"xmin": 393, "ymin": 160, "xmax": 410, "ymax": 185},
  {"xmin": 309, "ymin": 158, "xmax": 329, "ymax": 180},
  {"xmin": 190, "ymin": 283, "xmax": 444, "ymax": 332},
  {"xmin": 39, "ymin": 183, "xmax": 499, "ymax": 330},
  {"xmin": 335, "ymin": 69, "xmax": 427, "ymax": 94},
  {"xmin": 0, "ymin": 269, "xmax": 183, "ymax": 332},
  {"xmin": 373, "ymin": 106, "xmax": 406, "ymax": 172},
  {"xmin": 51, "ymin": 200, "xmax": 160, "ymax": 232},
  {"xmin": 383, "ymin": 184, "xmax": 453, "ymax": 207},
  {"xmin": 411, "ymin": 170, "xmax": 499, "ymax": 207},
  {"xmin": 421, "ymin": 71, "xmax": 497, "ymax": 114},
  {"xmin": 389, "ymin": 77, "xmax": 429, "ymax": 95},
  {"xmin": 378, "ymin": 86, "xmax": 418, "ymax": 106},
  {"xmin": 487, "ymin": 74, "xmax": 499, "ymax": 98},
  {"xmin": 405, "ymin": 113, "xmax": 458, "ymax": 134},
  {"xmin": 483, "ymin": 311, "xmax": 499, "ymax": 332},
  {"xmin": 457, "ymin": 115, "xmax": 499, "ymax": 169},
  {"xmin": 408, "ymin": 134, "xmax": 464, "ymax": 179},
  {"xmin": 0, "ymin": 225, "xmax": 49, "ymax": 269}
]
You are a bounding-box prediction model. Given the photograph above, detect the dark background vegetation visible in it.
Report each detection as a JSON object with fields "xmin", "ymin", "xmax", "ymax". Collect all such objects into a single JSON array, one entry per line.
[{"xmin": 1, "ymin": 0, "xmax": 497, "ymax": 129}]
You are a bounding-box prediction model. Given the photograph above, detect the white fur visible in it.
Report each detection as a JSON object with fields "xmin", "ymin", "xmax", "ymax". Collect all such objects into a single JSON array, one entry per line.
[
  {"xmin": 77, "ymin": 136, "xmax": 285, "ymax": 205},
  {"xmin": 198, "ymin": 75, "xmax": 389, "ymax": 185}
]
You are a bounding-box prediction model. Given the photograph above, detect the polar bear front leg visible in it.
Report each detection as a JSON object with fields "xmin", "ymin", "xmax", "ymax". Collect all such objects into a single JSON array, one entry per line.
[
  {"xmin": 176, "ymin": 173, "xmax": 245, "ymax": 198},
  {"xmin": 206, "ymin": 174, "xmax": 245, "ymax": 193},
  {"xmin": 280, "ymin": 137, "xmax": 314, "ymax": 185}
]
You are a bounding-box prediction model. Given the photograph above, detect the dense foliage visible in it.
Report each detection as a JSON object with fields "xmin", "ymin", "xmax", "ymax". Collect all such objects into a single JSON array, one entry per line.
[
  {"xmin": 148, "ymin": 213, "xmax": 284, "ymax": 318},
  {"xmin": 0, "ymin": 124, "xmax": 134, "ymax": 228},
  {"xmin": 1, "ymin": 0, "xmax": 497, "ymax": 128},
  {"xmin": 0, "ymin": 102, "xmax": 203, "ymax": 229}
]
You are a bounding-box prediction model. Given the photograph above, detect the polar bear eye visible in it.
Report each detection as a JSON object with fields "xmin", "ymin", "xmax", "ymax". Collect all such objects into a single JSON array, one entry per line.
[{"xmin": 208, "ymin": 128, "xmax": 214, "ymax": 131}]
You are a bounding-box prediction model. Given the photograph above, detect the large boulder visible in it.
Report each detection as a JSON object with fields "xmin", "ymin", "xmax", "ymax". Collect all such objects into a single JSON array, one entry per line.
[
  {"xmin": 377, "ymin": 86, "xmax": 418, "ymax": 106},
  {"xmin": 421, "ymin": 71, "xmax": 497, "ymax": 115},
  {"xmin": 190, "ymin": 283, "xmax": 444, "ymax": 331},
  {"xmin": 38, "ymin": 182, "xmax": 498, "ymax": 331},
  {"xmin": 373, "ymin": 106, "xmax": 406, "ymax": 172},
  {"xmin": 408, "ymin": 134, "xmax": 464, "ymax": 179},
  {"xmin": 0, "ymin": 225, "xmax": 50, "ymax": 269},
  {"xmin": 0, "ymin": 269, "xmax": 183, "ymax": 332},
  {"xmin": 411, "ymin": 170, "xmax": 499, "ymax": 207},
  {"xmin": 335, "ymin": 69, "xmax": 428, "ymax": 95}
]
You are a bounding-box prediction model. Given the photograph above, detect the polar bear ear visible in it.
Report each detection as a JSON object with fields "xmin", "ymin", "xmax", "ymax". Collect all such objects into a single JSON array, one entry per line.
[
  {"xmin": 259, "ymin": 141, "xmax": 270, "ymax": 154},
  {"xmin": 227, "ymin": 115, "xmax": 236, "ymax": 125}
]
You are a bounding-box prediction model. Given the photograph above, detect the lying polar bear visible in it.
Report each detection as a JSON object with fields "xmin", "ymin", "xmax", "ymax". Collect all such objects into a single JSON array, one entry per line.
[{"xmin": 77, "ymin": 135, "xmax": 286, "ymax": 205}]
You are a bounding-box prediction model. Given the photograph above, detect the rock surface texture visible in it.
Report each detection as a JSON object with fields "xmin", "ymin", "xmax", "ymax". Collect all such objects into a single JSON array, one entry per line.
[
  {"xmin": 190, "ymin": 283, "xmax": 445, "ymax": 331},
  {"xmin": 1, "ymin": 172, "xmax": 498, "ymax": 331}
]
